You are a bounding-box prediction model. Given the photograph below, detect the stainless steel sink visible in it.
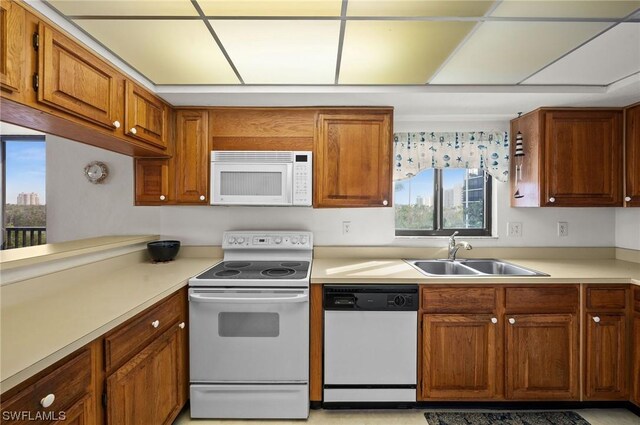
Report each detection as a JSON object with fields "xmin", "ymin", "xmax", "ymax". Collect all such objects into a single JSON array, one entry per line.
[{"xmin": 405, "ymin": 259, "xmax": 547, "ymax": 277}]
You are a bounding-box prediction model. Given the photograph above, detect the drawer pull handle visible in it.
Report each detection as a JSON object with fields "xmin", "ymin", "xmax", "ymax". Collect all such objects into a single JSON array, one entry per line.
[
  {"xmin": 41, "ymin": 394, "xmax": 55, "ymax": 408},
  {"xmin": 178, "ymin": 322, "xmax": 185, "ymax": 329},
  {"xmin": 508, "ymin": 318, "xmax": 516, "ymax": 325},
  {"xmin": 151, "ymin": 320, "xmax": 160, "ymax": 328},
  {"xmin": 593, "ymin": 316, "xmax": 601, "ymax": 323},
  {"xmin": 130, "ymin": 127, "xmax": 137, "ymax": 135},
  {"xmin": 491, "ymin": 317, "xmax": 498, "ymax": 324},
  {"xmin": 112, "ymin": 120, "xmax": 121, "ymax": 129}
]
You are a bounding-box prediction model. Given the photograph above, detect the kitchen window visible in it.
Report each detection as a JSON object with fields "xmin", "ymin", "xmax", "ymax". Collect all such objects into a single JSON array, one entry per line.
[{"xmin": 395, "ymin": 168, "xmax": 492, "ymax": 237}]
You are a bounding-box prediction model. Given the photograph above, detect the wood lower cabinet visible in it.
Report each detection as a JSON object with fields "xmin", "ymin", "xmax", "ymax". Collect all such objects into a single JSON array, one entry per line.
[
  {"xmin": 625, "ymin": 103, "xmax": 640, "ymax": 207},
  {"xmin": 510, "ymin": 109, "xmax": 623, "ymax": 207},
  {"xmin": 175, "ymin": 110, "xmax": 209, "ymax": 204},
  {"xmin": 0, "ymin": 0, "xmax": 25, "ymax": 93},
  {"xmin": 585, "ymin": 313, "xmax": 628, "ymax": 399},
  {"xmin": 422, "ymin": 314, "xmax": 499, "ymax": 399},
  {"xmin": 505, "ymin": 313, "xmax": 579, "ymax": 400},
  {"xmin": 52, "ymin": 395, "xmax": 95, "ymax": 425},
  {"xmin": 315, "ymin": 110, "xmax": 393, "ymax": 207},
  {"xmin": 124, "ymin": 81, "xmax": 169, "ymax": 150},
  {"xmin": 135, "ymin": 159, "xmax": 171, "ymax": 205},
  {"xmin": 632, "ymin": 287, "xmax": 640, "ymax": 406}
]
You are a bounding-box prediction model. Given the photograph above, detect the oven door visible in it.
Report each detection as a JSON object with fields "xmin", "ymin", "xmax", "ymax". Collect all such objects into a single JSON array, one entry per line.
[
  {"xmin": 189, "ymin": 288, "xmax": 309, "ymax": 383},
  {"xmin": 211, "ymin": 162, "xmax": 292, "ymax": 205}
]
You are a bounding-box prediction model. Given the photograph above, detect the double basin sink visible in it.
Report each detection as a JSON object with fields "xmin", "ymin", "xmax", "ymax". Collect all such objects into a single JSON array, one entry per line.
[{"xmin": 405, "ymin": 259, "xmax": 548, "ymax": 276}]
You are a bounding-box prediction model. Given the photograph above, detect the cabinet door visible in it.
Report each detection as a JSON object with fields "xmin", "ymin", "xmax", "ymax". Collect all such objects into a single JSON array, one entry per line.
[
  {"xmin": 315, "ymin": 112, "xmax": 392, "ymax": 207},
  {"xmin": 422, "ymin": 314, "xmax": 499, "ymax": 399},
  {"xmin": 52, "ymin": 395, "xmax": 94, "ymax": 425},
  {"xmin": 106, "ymin": 324, "xmax": 185, "ymax": 425},
  {"xmin": 175, "ymin": 110, "xmax": 209, "ymax": 203},
  {"xmin": 505, "ymin": 313, "xmax": 579, "ymax": 400},
  {"xmin": 632, "ymin": 314, "xmax": 640, "ymax": 406},
  {"xmin": 38, "ymin": 23, "xmax": 119, "ymax": 130},
  {"xmin": 585, "ymin": 313, "xmax": 628, "ymax": 400},
  {"xmin": 543, "ymin": 110, "xmax": 622, "ymax": 206},
  {"xmin": 135, "ymin": 159, "xmax": 170, "ymax": 205},
  {"xmin": 124, "ymin": 81, "xmax": 169, "ymax": 149},
  {"xmin": 625, "ymin": 103, "xmax": 640, "ymax": 207},
  {"xmin": 0, "ymin": 0, "xmax": 24, "ymax": 93}
]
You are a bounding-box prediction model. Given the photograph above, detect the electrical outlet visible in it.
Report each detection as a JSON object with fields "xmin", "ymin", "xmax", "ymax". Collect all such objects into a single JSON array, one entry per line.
[
  {"xmin": 508, "ymin": 222, "xmax": 523, "ymax": 237},
  {"xmin": 342, "ymin": 221, "xmax": 351, "ymax": 235},
  {"xmin": 558, "ymin": 222, "xmax": 569, "ymax": 237}
]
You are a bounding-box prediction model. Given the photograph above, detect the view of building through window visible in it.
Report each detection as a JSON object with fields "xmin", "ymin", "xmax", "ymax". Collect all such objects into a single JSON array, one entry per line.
[
  {"xmin": 1, "ymin": 137, "xmax": 47, "ymax": 249},
  {"xmin": 395, "ymin": 168, "xmax": 490, "ymax": 236}
]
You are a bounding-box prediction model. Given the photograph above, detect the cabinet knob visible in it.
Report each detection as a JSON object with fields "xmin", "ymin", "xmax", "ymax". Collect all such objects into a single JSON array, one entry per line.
[
  {"xmin": 151, "ymin": 320, "xmax": 160, "ymax": 328},
  {"xmin": 508, "ymin": 318, "xmax": 516, "ymax": 325},
  {"xmin": 178, "ymin": 322, "xmax": 185, "ymax": 329},
  {"xmin": 112, "ymin": 120, "xmax": 121, "ymax": 129},
  {"xmin": 160, "ymin": 195, "xmax": 166, "ymax": 201},
  {"xmin": 549, "ymin": 197, "xmax": 556, "ymax": 203},
  {"xmin": 382, "ymin": 200, "xmax": 388, "ymax": 206},
  {"xmin": 491, "ymin": 317, "xmax": 498, "ymax": 324},
  {"xmin": 199, "ymin": 195, "xmax": 205, "ymax": 201},
  {"xmin": 593, "ymin": 316, "xmax": 601, "ymax": 323},
  {"xmin": 625, "ymin": 196, "xmax": 631, "ymax": 202},
  {"xmin": 129, "ymin": 127, "xmax": 137, "ymax": 135},
  {"xmin": 40, "ymin": 394, "xmax": 55, "ymax": 408}
]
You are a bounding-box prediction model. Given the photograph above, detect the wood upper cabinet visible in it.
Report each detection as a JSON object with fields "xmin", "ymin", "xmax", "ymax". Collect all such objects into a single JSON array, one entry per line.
[
  {"xmin": 510, "ymin": 109, "xmax": 623, "ymax": 207},
  {"xmin": 124, "ymin": 81, "xmax": 169, "ymax": 149},
  {"xmin": 625, "ymin": 103, "xmax": 640, "ymax": 207},
  {"xmin": 422, "ymin": 314, "xmax": 499, "ymax": 399},
  {"xmin": 37, "ymin": 23, "xmax": 120, "ymax": 130},
  {"xmin": 505, "ymin": 313, "xmax": 579, "ymax": 400},
  {"xmin": 315, "ymin": 110, "xmax": 393, "ymax": 208},
  {"xmin": 135, "ymin": 159, "xmax": 171, "ymax": 205},
  {"xmin": 175, "ymin": 110, "xmax": 209, "ymax": 203},
  {"xmin": 0, "ymin": 0, "xmax": 25, "ymax": 93}
]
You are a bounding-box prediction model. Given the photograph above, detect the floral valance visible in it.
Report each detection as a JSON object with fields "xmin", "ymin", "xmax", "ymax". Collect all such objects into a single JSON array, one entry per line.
[{"xmin": 393, "ymin": 132, "xmax": 510, "ymax": 183}]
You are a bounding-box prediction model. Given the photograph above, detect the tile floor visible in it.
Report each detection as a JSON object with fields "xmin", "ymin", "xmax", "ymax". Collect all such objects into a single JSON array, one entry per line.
[{"xmin": 176, "ymin": 408, "xmax": 640, "ymax": 424}]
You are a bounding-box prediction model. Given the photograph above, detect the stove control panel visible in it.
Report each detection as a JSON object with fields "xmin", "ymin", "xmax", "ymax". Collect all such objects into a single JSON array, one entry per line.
[{"xmin": 223, "ymin": 232, "xmax": 313, "ymax": 249}]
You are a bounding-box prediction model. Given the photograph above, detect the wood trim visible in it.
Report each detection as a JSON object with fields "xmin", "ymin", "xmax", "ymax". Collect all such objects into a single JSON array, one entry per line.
[
  {"xmin": 309, "ymin": 285, "xmax": 323, "ymax": 402},
  {"xmin": 211, "ymin": 136, "xmax": 314, "ymax": 152}
]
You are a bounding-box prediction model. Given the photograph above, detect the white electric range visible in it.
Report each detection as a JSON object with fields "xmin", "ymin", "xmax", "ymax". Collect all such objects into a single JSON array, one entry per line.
[{"xmin": 188, "ymin": 231, "xmax": 312, "ymax": 419}]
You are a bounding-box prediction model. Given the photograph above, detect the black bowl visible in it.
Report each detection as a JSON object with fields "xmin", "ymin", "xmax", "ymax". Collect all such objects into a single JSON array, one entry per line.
[{"xmin": 147, "ymin": 240, "xmax": 181, "ymax": 262}]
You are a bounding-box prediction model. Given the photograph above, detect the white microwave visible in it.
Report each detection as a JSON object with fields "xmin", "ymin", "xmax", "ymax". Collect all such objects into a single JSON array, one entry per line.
[{"xmin": 210, "ymin": 151, "xmax": 312, "ymax": 206}]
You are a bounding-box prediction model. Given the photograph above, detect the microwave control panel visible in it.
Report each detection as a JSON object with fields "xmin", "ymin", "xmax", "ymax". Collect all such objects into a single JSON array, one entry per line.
[{"xmin": 293, "ymin": 152, "xmax": 312, "ymax": 206}]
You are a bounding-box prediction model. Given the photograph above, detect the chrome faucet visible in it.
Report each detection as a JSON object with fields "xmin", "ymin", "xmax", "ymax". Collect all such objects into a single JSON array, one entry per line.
[{"xmin": 447, "ymin": 231, "xmax": 472, "ymax": 261}]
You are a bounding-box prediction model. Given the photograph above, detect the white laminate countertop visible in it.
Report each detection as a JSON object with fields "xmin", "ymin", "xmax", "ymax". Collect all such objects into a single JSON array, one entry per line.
[{"xmin": 0, "ymin": 255, "xmax": 220, "ymax": 394}]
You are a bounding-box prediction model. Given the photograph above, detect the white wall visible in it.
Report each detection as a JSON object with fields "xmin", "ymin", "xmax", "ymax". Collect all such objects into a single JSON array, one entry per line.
[
  {"xmin": 46, "ymin": 135, "xmax": 160, "ymax": 243},
  {"xmin": 615, "ymin": 209, "xmax": 640, "ymax": 250}
]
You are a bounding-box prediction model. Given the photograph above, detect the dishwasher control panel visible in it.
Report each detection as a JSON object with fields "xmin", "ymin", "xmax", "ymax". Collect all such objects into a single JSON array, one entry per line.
[{"xmin": 323, "ymin": 285, "xmax": 418, "ymax": 311}]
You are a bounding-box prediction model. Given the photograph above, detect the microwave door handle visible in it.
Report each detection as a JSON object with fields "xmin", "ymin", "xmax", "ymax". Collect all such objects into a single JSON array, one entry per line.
[
  {"xmin": 285, "ymin": 163, "xmax": 293, "ymax": 204},
  {"xmin": 189, "ymin": 293, "xmax": 309, "ymax": 304}
]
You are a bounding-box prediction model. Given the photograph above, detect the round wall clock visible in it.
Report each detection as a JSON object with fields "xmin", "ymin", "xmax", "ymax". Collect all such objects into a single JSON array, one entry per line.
[{"xmin": 84, "ymin": 161, "xmax": 109, "ymax": 184}]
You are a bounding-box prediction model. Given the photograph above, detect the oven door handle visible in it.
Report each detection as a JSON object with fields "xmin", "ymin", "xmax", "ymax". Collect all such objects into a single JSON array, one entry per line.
[{"xmin": 189, "ymin": 293, "xmax": 309, "ymax": 304}]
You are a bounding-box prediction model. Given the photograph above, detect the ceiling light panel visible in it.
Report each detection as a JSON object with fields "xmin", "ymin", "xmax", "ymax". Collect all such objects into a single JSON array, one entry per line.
[
  {"xmin": 47, "ymin": 0, "xmax": 198, "ymax": 16},
  {"xmin": 210, "ymin": 20, "xmax": 340, "ymax": 84},
  {"xmin": 346, "ymin": 0, "xmax": 494, "ymax": 17},
  {"xmin": 491, "ymin": 1, "xmax": 640, "ymax": 19},
  {"xmin": 74, "ymin": 20, "xmax": 239, "ymax": 84},
  {"xmin": 524, "ymin": 23, "xmax": 640, "ymax": 85},
  {"xmin": 430, "ymin": 22, "xmax": 610, "ymax": 85},
  {"xmin": 339, "ymin": 21, "xmax": 475, "ymax": 84},
  {"xmin": 198, "ymin": 0, "xmax": 342, "ymax": 16}
]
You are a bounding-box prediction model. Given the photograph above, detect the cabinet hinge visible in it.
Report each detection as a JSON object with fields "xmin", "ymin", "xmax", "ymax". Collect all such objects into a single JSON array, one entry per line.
[
  {"xmin": 32, "ymin": 33, "xmax": 39, "ymax": 51},
  {"xmin": 32, "ymin": 73, "xmax": 39, "ymax": 92},
  {"xmin": 102, "ymin": 392, "xmax": 107, "ymax": 407}
]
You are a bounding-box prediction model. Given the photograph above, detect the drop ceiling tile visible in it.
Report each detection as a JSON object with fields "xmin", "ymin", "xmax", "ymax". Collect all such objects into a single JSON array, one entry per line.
[
  {"xmin": 74, "ymin": 20, "xmax": 239, "ymax": 84},
  {"xmin": 48, "ymin": 0, "xmax": 198, "ymax": 16},
  {"xmin": 430, "ymin": 22, "xmax": 610, "ymax": 85},
  {"xmin": 524, "ymin": 23, "xmax": 640, "ymax": 85},
  {"xmin": 198, "ymin": 0, "xmax": 342, "ymax": 16},
  {"xmin": 346, "ymin": 0, "xmax": 494, "ymax": 17},
  {"xmin": 210, "ymin": 20, "xmax": 340, "ymax": 84},
  {"xmin": 492, "ymin": 1, "xmax": 640, "ymax": 19},
  {"xmin": 339, "ymin": 21, "xmax": 475, "ymax": 84}
]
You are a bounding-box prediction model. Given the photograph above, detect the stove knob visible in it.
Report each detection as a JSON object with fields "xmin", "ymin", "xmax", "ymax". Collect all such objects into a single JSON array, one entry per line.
[
  {"xmin": 393, "ymin": 295, "xmax": 406, "ymax": 307},
  {"xmin": 237, "ymin": 237, "xmax": 245, "ymax": 244},
  {"xmin": 301, "ymin": 236, "xmax": 308, "ymax": 245},
  {"xmin": 228, "ymin": 237, "xmax": 236, "ymax": 244},
  {"xmin": 274, "ymin": 237, "xmax": 282, "ymax": 244},
  {"xmin": 291, "ymin": 236, "xmax": 299, "ymax": 244}
]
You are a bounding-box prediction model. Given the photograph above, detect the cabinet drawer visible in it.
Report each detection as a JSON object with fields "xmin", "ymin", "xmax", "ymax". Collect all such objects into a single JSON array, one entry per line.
[
  {"xmin": 105, "ymin": 292, "xmax": 182, "ymax": 372},
  {"xmin": 0, "ymin": 349, "xmax": 92, "ymax": 424},
  {"xmin": 586, "ymin": 286, "xmax": 628, "ymax": 311},
  {"xmin": 505, "ymin": 286, "xmax": 578, "ymax": 313},
  {"xmin": 421, "ymin": 287, "xmax": 496, "ymax": 313}
]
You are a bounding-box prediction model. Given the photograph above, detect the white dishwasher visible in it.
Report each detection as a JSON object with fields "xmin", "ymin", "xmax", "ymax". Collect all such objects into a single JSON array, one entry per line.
[{"xmin": 323, "ymin": 285, "xmax": 418, "ymax": 405}]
